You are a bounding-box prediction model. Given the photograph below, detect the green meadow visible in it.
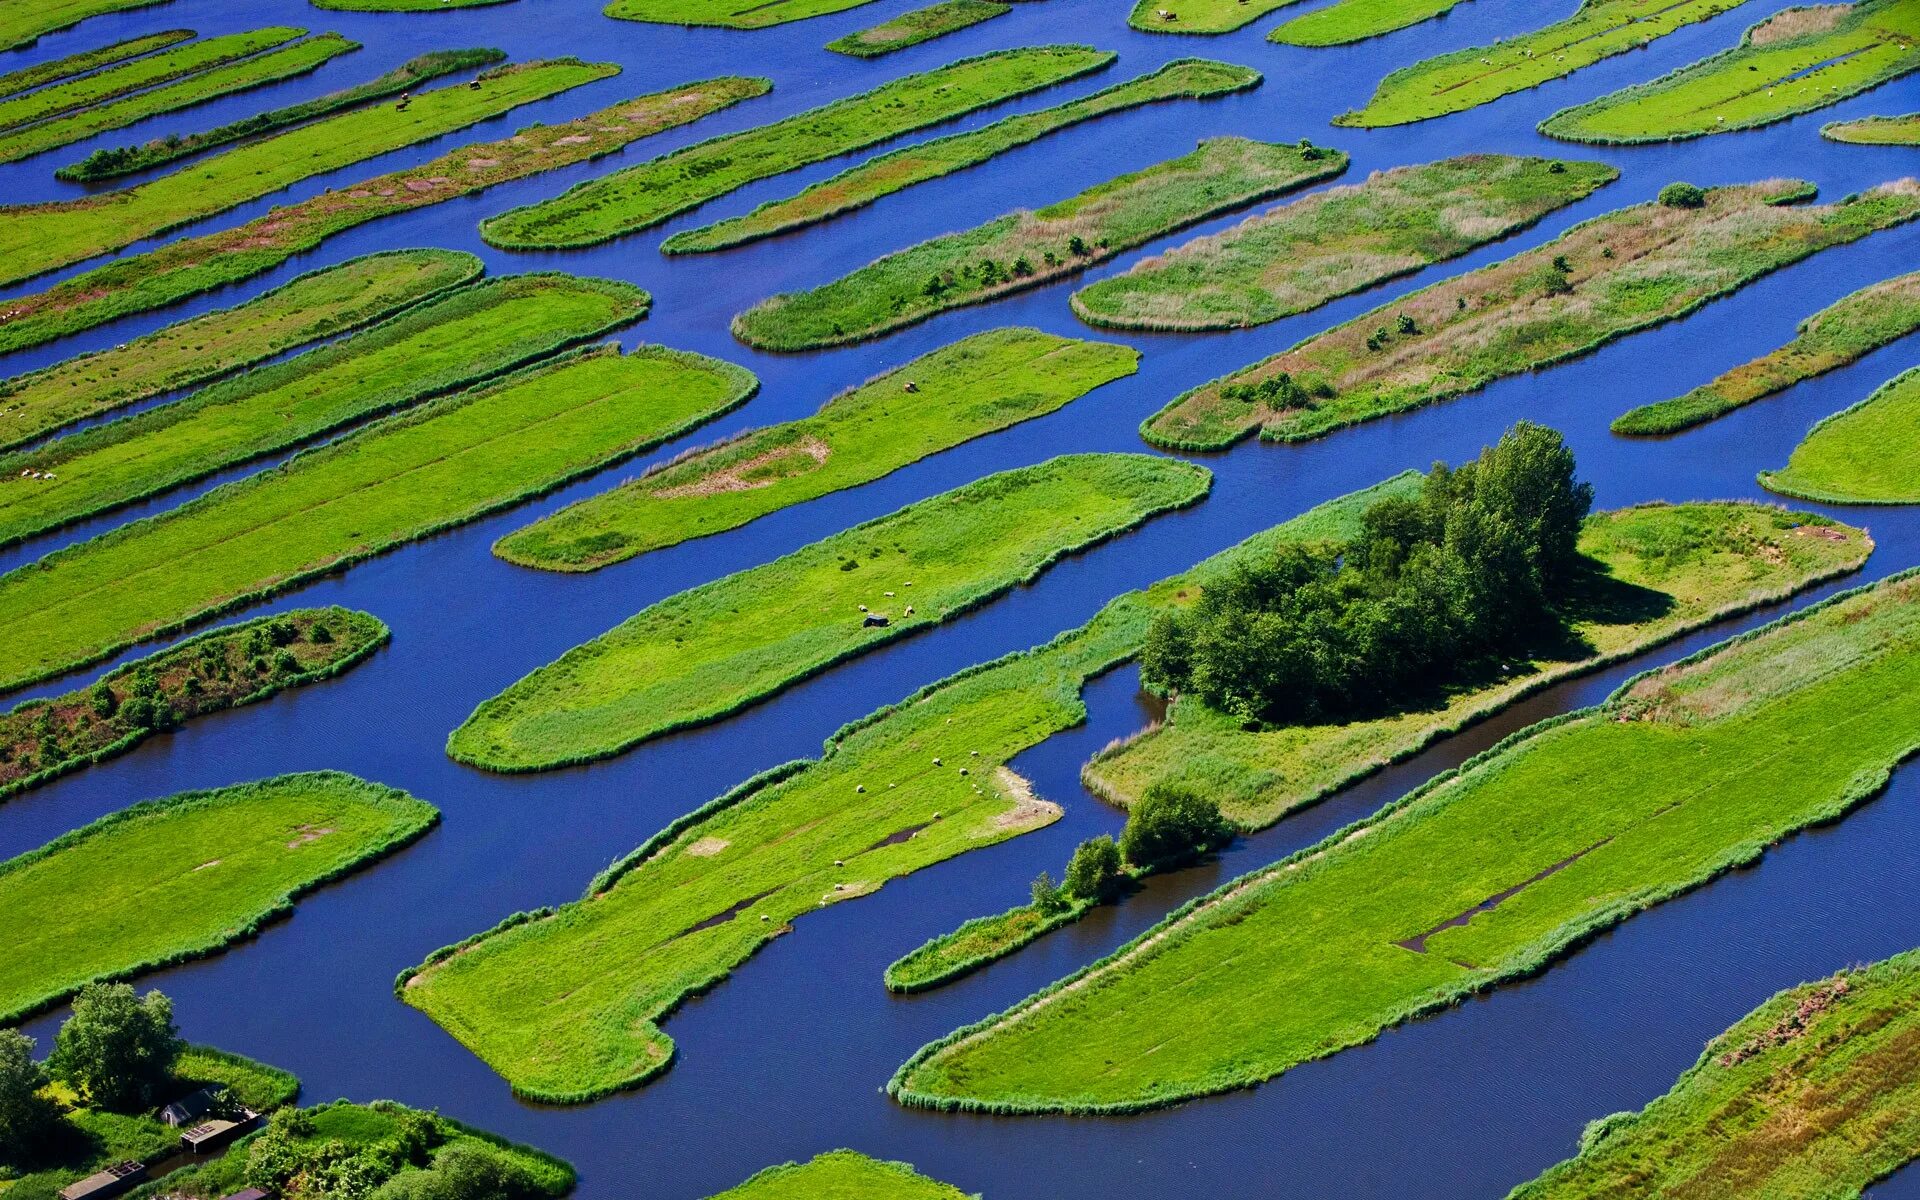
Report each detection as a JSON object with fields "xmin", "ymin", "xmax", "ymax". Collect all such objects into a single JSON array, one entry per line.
[
  {"xmin": 885, "ymin": 897, "xmax": 1091, "ymax": 993},
  {"xmin": 1825, "ymin": 112, "xmax": 1920, "ymax": 143},
  {"xmin": 0, "ymin": 57, "xmax": 615, "ymax": 288},
  {"xmin": 0, "ymin": 273, "xmax": 647, "ymax": 548},
  {"xmin": 1270, "ymin": 0, "xmax": 1471, "ymax": 46},
  {"xmin": 706, "ymin": 1152, "xmax": 969, "ymax": 1200},
  {"xmin": 1087, "ymin": 502, "xmax": 1870, "ymax": 830},
  {"xmin": 605, "ymin": 0, "xmax": 874, "ymax": 30},
  {"xmin": 0, "ymin": 248, "xmax": 480, "ymax": 451},
  {"xmin": 891, "ymin": 569, "xmax": 1920, "ymax": 1115},
  {"xmin": 480, "ymin": 46, "xmax": 1112, "ymax": 249},
  {"xmin": 828, "ymin": 0, "xmax": 1007, "ymax": 57},
  {"xmin": 405, "ymin": 480, "xmax": 1392, "ymax": 1102},
  {"xmin": 1337, "ymin": 0, "xmax": 1754, "ymax": 127},
  {"xmin": 1542, "ymin": 0, "xmax": 1920, "ymax": 143},
  {"xmin": 1508, "ymin": 952, "xmax": 1920, "ymax": 1199},
  {"xmin": 1070, "ymin": 154, "xmax": 1615, "ymax": 332},
  {"xmin": 0, "ymin": 771, "xmax": 437, "ymax": 1022},
  {"xmin": 317, "ymin": 0, "xmax": 514, "ymax": 8},
  {"xmin": 0, "ymin": 76, "xmax": 762, "ymax": 356},
  {"xmin": 1122, "ymin": 0, "xmax": 1295, "ymax": 35},
  {"xmin": 0, "ymin": 25, "xmax": 302, "ymax": 130},
  {"xmin": 1614, "ymin": 267, "xmax": 1920, "ymax": 434},
  {"xmin": 1142, "ymin": 180, "xmax": 1920, "ymax": 450},
  {"xmin": 0, "ymin": 0, "xmax": 172, "ymax": 51},
  {"xmin": 1762, "ymin": 366, "xmax": 1920, "ymax": 504},
  {"xmin": 662, "ymin": 59, "xmax": 1260, "ymax": 255},
  {"xmin": 734, "ymin": 137, "xmax": 1346, "ymax": 350},
  {"xmin": 0, "ymin": 30, "xmax": 193, "ymax": 99},
  {"xmin": 496, "ymin": 328, "xmax": 1138, "ymax": 571},
  {"xmin": 451, "ymin": 453, "xmax": 1210, "ymax": 772},
  {"xmin": 0, "ymin": 344, "xmax": 754, "ymax": 693}
]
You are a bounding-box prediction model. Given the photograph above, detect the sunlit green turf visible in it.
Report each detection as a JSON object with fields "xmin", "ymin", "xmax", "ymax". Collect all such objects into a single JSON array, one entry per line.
[
  {"xmin": 605, "ymin": 0, "xmax": 871, "ymax": 30},
  {"xmin": 0, "ymin": 0, "xmax": 179, "ymax": 53},
  {"xmin": 1761, "ymin": 366, "xmax": 1920, "ymax": 503},
  {"xmin": 0, "ymin": 30, "xmax": 193, "ymax": 100},
  {"xmin": 0, "ymin": 25, "xmax": 301, "ymax": 131},
  {"xmin": 705, "ymin": 1152, "xmax": 970, "ymax": 1199},
  {"xmin": 1825, "ymin": 111, "xmax": 1920, "ymax": 142},
  {"xmin": 1270, "ymin": 0, "xmax": 1470, "ymax": 46},
  {"xmin": 827, "ymin": 0, "xmax": 1007, "ymax": 57}
]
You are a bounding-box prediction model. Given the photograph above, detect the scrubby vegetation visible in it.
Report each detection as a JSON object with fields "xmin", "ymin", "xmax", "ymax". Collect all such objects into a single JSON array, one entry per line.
[
  {"xmin": 828, "ymin": 0, "xmax": 1007, "ymax": 57},
  {"xmin": 1825, "ymin": 112, "xmax": 1920, "ymax": 143},
  {"xmin": 703, "ymin": 1151, "xmax": 967, "ymax": 1199},
  {"xmin": 451, "ymin": 454, "xmax": 1210, "ymax": 771},
  {"xmin": 733, "ymin": 137, "xmax": 1347, "ymax": 350},
  {"xmin": 0, "ymin": 30, "xmax": 194, "ymax": 100},
  {"xmin": 1761, "ymin": 365, "xmax": 1920, "ymax": 503},
  {"xmin": 1141, "ymin": 180, "xmax": 1920, "ymax": 450},
  {"xmin": 1270, "ymin": 0, "xmax": 1472, "ymax": 46},
  {"xmin": 0, "ymin": 0, "xmax": 172, "ymax": 51}
]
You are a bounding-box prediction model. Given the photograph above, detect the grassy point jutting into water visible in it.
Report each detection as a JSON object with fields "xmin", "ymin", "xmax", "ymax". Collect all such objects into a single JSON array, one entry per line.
[{"xmin": 1761, "ymin": 365, "xmax": 1920, "ymax": 504}]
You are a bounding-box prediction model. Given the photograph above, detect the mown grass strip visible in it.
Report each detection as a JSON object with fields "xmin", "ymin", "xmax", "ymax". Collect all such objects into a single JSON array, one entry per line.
[
  {"xmin": 0, "ymin": 29, "xmax": 193, "ymax": 100},
  {"xmin": 1613, "ymin": 268, "xmax": 1920, "ymax": 435},
  {"xmin": 1825, "ymin": 111, "xmax": 1920, "ymax": 142},
  {"xmin": 0, "ymin": 273, "xmax": 648, "ymax": 549},
  {"xmin": 891, "ymin": 568, "xmax": 1920, "ymax": 1115},
  {"xmin": 496, "ymin": 328, "xmax": 1138, "ymax": 571},
  {"xmin": 661, "ymin": 59, "xmax": 1262, "ymax": 255},
  {"xmin": 885, "ymin": 896, "xmax": 1092, "ymax": 992},
  {"xmin": 403, "ymin": 476, "xmax": 1391, "ymax": 1102},
  {"xmin": 1141, "ymin": 179, "xmax": 1920, "ymax": 451},
  {"xmin": 1070, "ymin": 154, "xmax": 1615, "ymax": 332},
  {"xmin": 1508, "ymin": 952, "xmax": 1920, "ymax": 1199},
  {"xmin": 0, "ymin": 76, "xmax": 763, "ymax": 357},
  {"xmin": 0, "ymin": 607, "xmax": 385, "ymax": 805},
  {"xmin": 0, "ymin": 0, "xmax": 174, "ymax": 52},
  {"xmin": 1541, "ymin": 0, "xmax": 1920, "ymax": 143},
  {"xmin": 706, "ymin": 1152, "xmax": 969, "ymax": 1199},
  {"xmin": 0, "ymin": 25, "xmax": 304, "ymax": 131},
  {"xmin": 0, "ymin": 248, "xmax": 481, "ymax": 452},
  {"xmin": 0, "ymin": 57, "xmax": 615, "ymax": 289},
  {"xmin": 480, "ymin": 46, "xmax": 1113, "ymax": 250},
  {"xmin": 0, "ymin": 343, "xmax": 754, "ymax": 694},
  {"xmin": 1269, "ymin": 0, "xmax": 1472, "ymax": 47},
  {"xmin": 734, "ymin": 137, "xmax": 1345, "ymax": 350},
  {"xmin": 451, "ymin": 453, "xmax": 1211, "ymax": 771},
  {"xmin": 1335, "ymin": 0, "xmax": 1757, "ymax": 128},
  {"xmin": 1761, "ymin": 366, "xmax": 1920, "ymax": 504},
  {"xmin": 1085, "ymin": 502, "xmax": 1870, "ymax": 830},
  {"xmin": 0, "ymin": 771, "xmax": 437, "ymax": 1023},
  {"xmin": 828, "ymin": 0, "xmax": 1009, "ymax": 58},
  {"xmin": 58, "ymin": 47, "xmax": 506, "ymax": 182},
  {"xmin": 0, "ymin": 32, "xmax": 359, "ymax": 165}
]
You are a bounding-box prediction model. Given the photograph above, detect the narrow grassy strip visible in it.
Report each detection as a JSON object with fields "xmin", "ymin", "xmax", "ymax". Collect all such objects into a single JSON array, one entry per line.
[
  {"xmin": 1613, "ymin": 268, "xmax": 1920, "ymax": 435},
  {"xmin": 0, "ymin": 344, "xmax": 755, "ymax": 694},
  {"xmin": 828, "ymin": 0, "xmax": 1009, "ymax": 58},
  {"xmin": 451, "ymin": 453, "xmax": 1211, "ymax": 771},
  {"xmin": 1508, "ymin": 952, "xmax": 1920, "ymax": 1199},
  {"xmin": 495, "ymin": 328, "xmax": 1139, "ymax": 571},
  {"xmin": 0, "ymin": 29, "xmax": 194, "ymax": 100},
  {"xmin": 0, "ymin": 273, "xmax": 648, "ymax": 549},
  {"xmin": 0, "ymin": 77, "xmax": 764, "ymax": 357},
  {"xmin": 0, "ymin": 248, "xmax": 481, "ymax": 452},
  {"xmin": 0, "ymin": 0, "xmax": 175, "ymax": 51},
  {"xmin": 891, "ymin": 569, "xmax": 1920, "ymax": 1115},
  {"xmin": 1070, "ymin": 154, "xmax": 1615, "ymax": 332},
  {"xmin": 706, "ymin": 1152, "xmax": 969, "ymax": 1199},
  {"xmin": 886, "ymin": 897, "xmax": 1092, "ymax": 992},
  {"xmin": 0, "ymin": 57, "xmax": 616, "ymax": 289},
  {"xmin": 480, "ymin": 46, "xmax": 1113, "ymax": 250},
  {"xmin": 661, "ymin": 59, "xmax": 1262, "ymax": 255},
  {"xmin": 1825, "ymin": 111, "xmax": 1920, "ymax": 142},
  {"xmin": 1122, "ymin": 0, "xmax": 1298, "ymax": 35},
  {"xmin": 1085, "ymin": 502, "xmax": 1869, "ymax": 830},
  {"xmin": 1141, "ymin": 179, "xmax": 1920, "ymax": 451},
  {"xmin": 0, "ymin": 608, "xmax": 384, "ymax": 806},
  {"xmin": 0, "ymin": 32, "xmax": 359, "ymax": 165},
  {"xmin": 0, "ymin": 26, "xmax": 304, "ymax": 130},
  {"xmin": 1270, "ymin": 0, "xmax": 1472, "ymax": 47},
  {"xmin": 0, "ymin": 771, "xmax": 437, "ymax": 1022},
  {"xmin": 316, "ymin": 0, "xmax": 515, "ymax": 9},
  {"xmin": 403, "ymin": 477, "xmax": 1393, "ymax": 1102},
  {"xmin": 734, "ymin": 137, "xmax": 1345, "ymax": 350},
  {"xmin": 605, "ymin": 0, "xmax": 873, "ymax": 30},
  {"xmin": 1760, "ymin": 366, "xmax": 1920, "ymax": 504},
  {"xmin": 1541, "ymin": 0, "xmax": 1920, "ymax": 144},
  {"xmin": 58, "ymin": 47, "xmax": 506, "ymax": 182},
  {"xmin": 1335, "ymin": 0, "xmax": 1757, "ymax": 128}
]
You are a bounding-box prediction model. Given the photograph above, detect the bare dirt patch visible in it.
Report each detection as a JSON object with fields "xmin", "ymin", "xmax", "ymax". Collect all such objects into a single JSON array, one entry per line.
[
  {"xmin": 991, "ymin": 765, "xmax": 1061, "ymax": 830},
  {"xmin": 286, "ymin": 825, "xmax": 336, "ymax": 848},
  {"xmin": 685, "ymin": 836, "xmax": 729, "ymax": 857},
  {"xmin": 1749, "ymin": 3, "xmax": 1848, "ymax": 45},
  {"xmin": 651, "ymin": 437, "xmax": 829, "ymax": 499}
]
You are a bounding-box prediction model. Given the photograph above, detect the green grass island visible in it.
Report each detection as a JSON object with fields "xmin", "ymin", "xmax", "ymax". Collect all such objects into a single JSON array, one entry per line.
[
  {"xmin": 1, "ymin": 0, "xmax": 179, "ymax": 53},
  {"xmin": 885, "ymin": 895, "xmax": 1094, "ymax": 993},
  {"xmin": 603, "ymin": 0, "xmax": 878, "ymax": 30},
  {"xmin": 0, "ymin": 30, "xmax": 196, "ymax": 100},
  {"xmin": 1761, "ymin": 366, "xmax": 1920, "ymax": 504},
  {"xmin": 704, "ymin": 1151, "xmax": 971, "ymax": 1199},
  {"xmin": 1269, "ymin": 0, "xmax": 1478, "ymax": 46},
  {"xmin": 0, "ymin": 26, "xmax": 304, "ymax": 132},
  {"xmin": 1825, "ymin": 111, "xmax": 1920, "ymax": 142},
  {"xmin": 827, "ymin": 0, "xmax": 1008, "ymax": 58}
]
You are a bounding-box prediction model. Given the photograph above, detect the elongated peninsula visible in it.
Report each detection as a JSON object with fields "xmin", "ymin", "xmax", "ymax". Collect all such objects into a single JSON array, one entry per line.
[
  {"xmin": 1761, "ymin": 366, "xmax": 1920, "ymax": 504},
  {"xmin": 0, "ymin": 25, "xmax": 303, "ymax": 131},
  {"xmin": 827, "ymin": 1, "xmax": 1007, "ymax": 58},
  {"xmin": 0, "ymin": 30, "xmax": 194, "ymax": 99},
  {"xmin": 1270, "ymin": 0, "xmax": 1473, "ymax": 46},
  {"xmin": 605, "ymin": 0, "xmax": 877, "ymax": 29},
  {"xmin": 1825, "ymin": 112, "xmax": 1920, "ymax": 143},
  {"xmin": 0, "ymin": 0, "xmax": 174, "ymax": 51}
]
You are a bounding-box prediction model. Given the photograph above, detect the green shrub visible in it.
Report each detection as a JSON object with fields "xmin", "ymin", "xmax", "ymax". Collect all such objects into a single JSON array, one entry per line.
[
  {"xmin": 1063, "ymin": 836, "xmax": 1123, "ymax": 901},
  {"xmin": 1659, "ymin": 182, "xmax": 1706, "ymax": 208},
  {"xmin": 1119, "ymin": 783, "xmax": 1229, "ymax": 869}
]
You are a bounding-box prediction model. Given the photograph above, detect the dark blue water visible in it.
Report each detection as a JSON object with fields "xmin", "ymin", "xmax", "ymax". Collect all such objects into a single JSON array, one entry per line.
[{"xmin": 4, "ymin": 0, "xmax": 1920, "ymax": 1194}]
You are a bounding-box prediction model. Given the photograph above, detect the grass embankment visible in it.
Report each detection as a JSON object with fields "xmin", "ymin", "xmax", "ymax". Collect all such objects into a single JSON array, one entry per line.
[
  {"xmin": 0, "ymin": 0, "xmax": 173, "ymax": 51},
  {"xmin": 0, "ymin": 33, "xmax": 359, "ymax": 166},
  {"xmin": 1825, "ymin": 112, "xmax": 1920, "ymax": 142},
  {"xmin": 828, "ymin": 0, "xmax": 1007, "ymax": 57},
  {"xmin": 1541, "ymin": 0, "xmax": 1920, "ymax": 143},
  {"xmin": 59, "ymin": 48, "xmax": 507, "ymax": 182},
  {"xmin": 404, "ymin": 476, "xmax": 1389, "ymax": 1102},
  {"xmin": 734, "ymin": 137, "xmax": 1346, "ymax": 350},
  {"xmin": 0, "ymin": 771, "xmax": 436, "ymax": 1022},
  {"xmin": 479, "ymin": 46, "xmax": 1113, "ymax": 250},
  {"xmin": 1761, "ymin": 366, "xmax": 1920, "ymax": 503},
  {"xmin": 1508, "ymin": 952, "xmax": 1920, "ymax": 1199},
  {"xmin": 0, "ymin": 345, "xmax": 754, "ymax": 694},
  {"xmin": 1070, "ymin": 154, "xmax": 1615, "ymax": 332},
  {"xmin": 706, "ymin": 1152, "xmax": 969, "ymax": 1199},
  {"xmin": 0, "ymin": 57, "xmax": 615, "ymax": 289},
  {"xmin": 0, "ymin": 30, "xmax": 194, "ymax": 100},
  {"xmin": 0, "ymin": 273, "xmax": 648, "ymax": 549},
  {"xmin": 0, "ymin": 77, "xmax": 761, "ymax": 357},
  {"xmin": 0, "ymin": 26, "xmax": 302, "ymax": 131},
  {"xmin": 662, "ymin": 60, "xmax": 1262, "ymax": 254},
  {"xmin": 886, "ymin": 897, "xmax": 1092, "ymax": 992},
  {"xmin": 496, "ymin": 328, "xmax": 1138, "ymax": 571},
  {"xmin": 1613, "ymin": 268, "xmax": 1920, "ymax": 434},
  {"xmin": 1270, "ymin": 0, "xmax": 1472, "ymax": 46},
  {"xmin": 892, "ymin": 568, "xmax": 1920, "ymax": 1115},
  {"xmin": 0, "ymin": 248, "xmax": 480, "ymax": 452},
  {"xmin": 0, "ymin": 607, "xmax": 385, "ymax": 805},
  {"xmin": 1141, "ymin": 179, "xmax": 1920, "ymax": 451},
  {"xmin": 1087, "ymin": 502, "xmax": 1869, "ymax": 829},
  {"xmin": 1336, "ymin": 0, "xmax": 1755, "ymax": 128},
  {"xmin": 451, "ymin": 453, "xmax": 1210, "ymax": 771}
]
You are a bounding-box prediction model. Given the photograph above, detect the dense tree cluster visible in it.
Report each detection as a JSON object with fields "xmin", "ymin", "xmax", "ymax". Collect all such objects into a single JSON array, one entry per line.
[
  {"xmin": 246, "ymin": 1103, "xmax": 543, "ymax": 1200},
  {"xmin": 1031, "ymin": 786, "xmax": 1232, "ymax": 912},
  {"xmin": 0, "ymin": 983, "xmax": 183, "ymax": 1168}
]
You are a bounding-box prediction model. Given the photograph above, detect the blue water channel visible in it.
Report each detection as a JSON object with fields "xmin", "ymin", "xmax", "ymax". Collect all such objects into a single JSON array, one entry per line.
[{"xmin": 3, "ymin": 0, "xmax": 1920, "ymax": 1193}]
